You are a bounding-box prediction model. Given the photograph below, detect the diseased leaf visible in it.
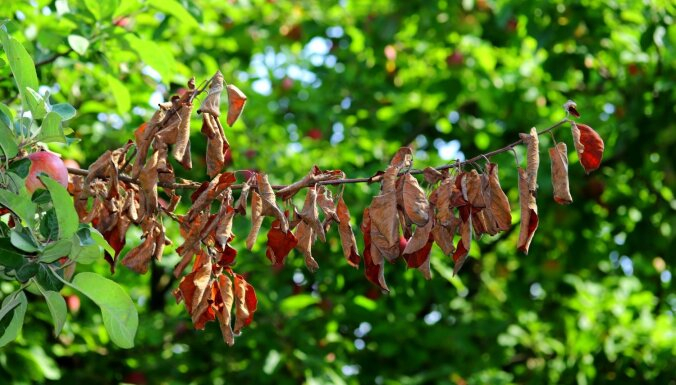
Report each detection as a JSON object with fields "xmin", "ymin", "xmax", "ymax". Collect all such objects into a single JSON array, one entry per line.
[
  {"xmin": 549, "ymin": 142, "xmax": 573, "ymax": 204},
  {"xmin": 402, "ymin": 173, "xmax": 429, "ymax": 226},
  {"xmin": 257, "ymin": 173, "xmax": 287, "ymax": 232},
  {"xmin": 198, "ymin": 71, "xmax": 224, "ymax": 116},
  {"xmin": 214, "ymin": 273, "xmax": 234, "ymax": 346},
  {"xmin": 265, "ymin": 217, "xmax": 298, "ymax": 266},
  {"xmin": 361, "ymin": 208, "xmax": 388, "ymax": 292},
  {"xmin": 517, "ymin": 168, "xmax": 539, "ymax": 254},
  {"xmin": 226, "ymin": 84, "xmax": 247, "ymax": 126},
  {"xmin": 483, "ymin": 163, "xmax": 512, "ymax": 232},
  {"xmin": 571, "ymin": 122, "xmax": 604, "ymax": 174},
  {"xmin": 402, "ymin": 207, "xmax": 435, "ymax": 279},
  {"xmin": 299, "ymin": 187, "xmax": 325, "ymax": 242},
  {"xmin": 336, "ymin": 196, "xmax": 360, "ymax": 268},
  {"xmin": 174, "ymin": 255, "xmax": 213, "ymax": 329},
  {"xmin": 519, "ymin": 127, "xmax": 540, "ymax": 192},
  {"xmin": 294, "ymin": 221, "xmax": 318, "ymax": 272},
  {"xmin": 232, "ymin": 273, "xmax": 257, "ymax": 333},
  {"xmin": 452, "ymin": 216, "xmax": 472, "ymax": 275},
  {"xmin": 246, "ymin": 190, "xmax": 263, "ymax": 250}
]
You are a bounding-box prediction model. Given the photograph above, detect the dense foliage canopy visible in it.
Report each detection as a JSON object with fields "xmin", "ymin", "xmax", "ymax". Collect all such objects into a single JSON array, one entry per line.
[{"xmin": 0, "ymin": 1, "xmax": 674, "ymax": 384}]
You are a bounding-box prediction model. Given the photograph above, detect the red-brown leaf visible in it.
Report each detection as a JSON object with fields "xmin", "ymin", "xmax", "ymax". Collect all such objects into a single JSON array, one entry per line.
[
  {"xmin": 571, "ymin": 123, "xmax": 604, "ymax": 174},
  {"xmin": 361, "ymin": 208, "xmax": 388, "ymax": 292},
  {"xmin": 266, "ymin": 217, "xmax": 298, "ymax": 266},
  {"xmin": 226, "ymin": 84, "xmax": 247, "ymax": 127},
  {"xmin": 233, "ymin": 273, "xmax": 257, "ymax": 333}
]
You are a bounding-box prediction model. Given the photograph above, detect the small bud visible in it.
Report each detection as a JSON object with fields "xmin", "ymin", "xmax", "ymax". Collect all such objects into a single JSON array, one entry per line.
[{"xmin": 563, "ymin": 100, "xmax": 580, "ymax": 118}]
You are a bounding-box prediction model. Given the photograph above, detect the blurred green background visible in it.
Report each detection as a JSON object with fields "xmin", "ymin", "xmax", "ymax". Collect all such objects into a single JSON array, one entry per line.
[{"xmin": 1, "ymin": 0, "xmax": 674, "ymax": 384}]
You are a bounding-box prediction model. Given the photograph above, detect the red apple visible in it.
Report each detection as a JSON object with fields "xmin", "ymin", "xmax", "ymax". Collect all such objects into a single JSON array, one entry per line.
[
  {"xmin": 281, "ymin": 77, "xmax": 294, "ymax": 91},
  {"xmin": 65, "ymin": 294, "xmax": 80, "ymax": 313},
  {"xmin": 306, "ymin": 128, "xmax": 322, "ymax": 140},
  {"xmin": 25, "ymin": 151, "xmax": 69, "ymax": 193},
  {"xmin": 446, "ymin": 51, "xmax": 464, "ymax": 67}
]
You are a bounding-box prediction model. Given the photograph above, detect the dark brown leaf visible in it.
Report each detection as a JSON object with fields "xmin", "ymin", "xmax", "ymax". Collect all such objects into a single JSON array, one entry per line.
[{"xmin": 549, "ymin": 142, "xmax": 573, "ymax": 204}]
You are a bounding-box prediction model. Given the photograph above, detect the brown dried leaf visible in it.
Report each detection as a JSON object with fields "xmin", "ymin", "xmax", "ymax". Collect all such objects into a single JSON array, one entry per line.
[
  {"xmin": 464, "ymin": 170, "xmax": 486, "ymax": 208},
  {"xmin": 175, "ymin": 254, "xmax": 214, "ymax": 329},
  {"xmin": 203, "ymin": 114, "xmax": 229, "ymax": 178},
  {"xmin": 246, "ymin": 190, "xmax": 263, "ymax": 250},
  {"xmin": 215, "ymin": 206, "xmax": 236, "ymax": 249},
  {"xmin": 317, "ymin": 186, "xmax": 339, "ymax": 224},
  {"xmin": 423, "ymin": 167, "xmax": 443, "ymax": 184},
  {"xmin": 369, "ymin": 191, "xmax": 400, "ymax": 261},
  {"xmin": 295, "ymin": 221, "xmax": 318, "ymax": 272},
  {"xmin": 121, "ymin": 225, "xmax": 156, "ymax": 274},
  {"xmin": 198, "ymin": 71, "xmax": 224, "ymax": 117},
  {"xmin": 517, "ymin": 168, "xmax": 539, "ymax": 254},
  {"xmin": 226, "ymin": 84, "xmax": 247, "ymax": 127},
  {"xmin": 233, "ymin": 273, "xmax": 257, "ymax": 333},
  {"xmin": 402, "ymin": 173, "xmax": 430, "ymax": 226},
  {"xmin": 549, "ymin": 142, "xmax": 573, "ymax": 204},
  {"xmin": 234, "ymin": 180, "xmax": 251, "ymax": 216},
  {"xmin": 484, "ymin": 163, "xmax": 511, "ymax": 232},
  {"xmin": 452, "ymin": 216, "xmax": 472, "ymax": 275},
  {"xmin": 432, "ymin": 220, "xmax": 456, "ymax": 255},
  {"xmin": 257, "ymin": 173, "xmax": 287, "ymax": 232},
  {"xmin": 138, "ymin": 150, "xmax": 159, "ymax": 218},
  {"xmin": 402, "ymin": 207, "xmax": 435, "ymax": 279},
  {"xmin": 214, "ymin": 273, "xmax": 234, "ymax": 346},
  {"xmin": 389, "ymin": 147, "xmax": 413, "ymax": 169},
  {"xmin": 361, "ymin": 208, "xmax": 389, "ymax": 292},
  {"xmin": 336, "ymin": 196, "xmax": 360, "ymax": 268},
  {"xmin": 519, "ymin": 127, "xmax": 540, "ymax": 192},
  {"xmin": 299, "ymin": 187, "xmax": 325, "ymax": 242},
  {"xmin": 563, "ymin": 99, "xmax": 580, "ymax": 118},
  {"xmin": 172, "ymin": 101, "xmax": 194, "ymax": 169}
]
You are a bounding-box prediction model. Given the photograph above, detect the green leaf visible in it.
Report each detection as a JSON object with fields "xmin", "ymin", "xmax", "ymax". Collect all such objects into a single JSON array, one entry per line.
[
  {"xmin": 9, "ymin": 158, "xmax": 31, "ymax": 178},
  {"xmin": 16, "ymin": 261, "xmax": 39, "ymax": 282},
  {"xmin": 10, "ymin": 229, "xmax": 39, "ymax": 252},
  {"xmin": 36, "ymin": 264, "xmax": 64, "ymax": 291},
  {"xmin": 88, "ymin": 227, "xmax": 115, "ymax": 257},
  {"xmin": 0, "ymin": 29, "xmax": 39, "ymax": 111},
  {"xmin": 32, "ymin": 189, "xmax": 52, "ymax": 205},
  {"xmin": 51, "ymin": 103, "xmax": 76, "ymax": 121},
  {"xmin": 25, "ymin": 87, "xmax": 50, "ymax": 120},
  {"xmin": 279, "ymin": 294, "xmax": 320, "ymax": 315},
  {"xmin": 0, "ymin": 185, "xmax": 36, "ymax": 227},
  {"xmin": 39, "ymin": 207, "xmax": 59, "ymax": 240},
  {"xmin": 0, "ymin": 117, "xmax": 18, "ymax": 158},
  {"xmin": 0, "ymin": 237, "xmax": 25, "ymax": 269},
  {"xmin": 43, "ymin": 291, "xmax": 67, "ymax": 336},
  {"xmin": 40, "ymin": 239, "xmax": 72, "ymax": 263},
  {"xmin": 83, "ymin": 0, "xmax": 119, "ymax": 20},
  {"xmin": 71, "ymin": 272, "xmax": 138, "ymax": 348},
  {"xmin": 68, "ymin": 237, "xmax": 101, "ymax": 264},
  {"xmin": 0, "ymin": 291, "xmax": 27, "ymax": 347},
  {"xmin": 126, "ymin": 34, "xmax": 175, "ymax": 82},
  {"xmin": 35, "ymin": 111, "xmax": 65, "ymax": 143},
  {"xmin": 38, "ymin": 176, "xmax": 78, "ymax": 239},
  {"xmin": 107, "ymin": 74, "xmax": 131, "ymax": 114},
  {"xmin": 67, "ymin": 34, "xmax": 89, "ymax": 55},
  {"xmin": 148, "ymin": 0, "xmax": 200, "ymax": 29}
]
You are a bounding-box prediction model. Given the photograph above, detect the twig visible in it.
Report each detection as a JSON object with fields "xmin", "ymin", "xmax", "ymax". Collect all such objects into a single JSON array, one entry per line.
[{"xmin": 66, "ymin": 118, "xmax": 571, "ymax": 191}]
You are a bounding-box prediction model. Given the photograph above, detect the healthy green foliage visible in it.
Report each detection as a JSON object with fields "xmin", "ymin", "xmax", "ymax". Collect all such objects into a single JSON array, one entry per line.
[{"xmin": 70, "ymin": 272, "xmax": 138, "ymax": 349}]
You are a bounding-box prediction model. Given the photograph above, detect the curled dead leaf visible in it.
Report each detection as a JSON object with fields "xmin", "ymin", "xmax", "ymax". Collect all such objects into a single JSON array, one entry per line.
[
  {"xmin": 402, "ymin": 173, "xmax": 430, "ymax": 226},
  {"xmin": 336, "ymin": 196, "xmax": 360, "ymax": 268},
  {"xmin": 517, "ymin": 168, "xmax": 539, "ymax": 254},
  {"xmin": 361, "ymin": 208, "xmax": 389, "ymax": 292},
  {"xmin": 198, "ymin": 71, "xmax": 224, "ymax": 117},
  {"xmin": 571, "ymin": 122, "xmax": 604, "ymax": 174},
  {"xmin": 226, "ymin": 84, "xmax": 247, "ymax": 127},
  {"xmin": 233, "ymin": 273, "xmax": 257, "ymax": 333},
  {"xmin": 549, "ymin": 142, "xmax": 573, "ymax": 204},
  {"xmin": 519, "ymin": 127, "xmax": 540, "ymax": 192},
  {"xmin": 246, "ymin": 190, "xmax": 263, "ymax": 250},
  {"xmin": 214, "ymin": 273, "xmax": 234, "ymax": 346}
]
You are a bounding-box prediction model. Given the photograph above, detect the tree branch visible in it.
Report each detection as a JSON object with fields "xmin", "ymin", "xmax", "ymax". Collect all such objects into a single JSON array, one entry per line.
[{"xmin": 66, "ymin": 118, "xmax": 571, "ymax": 191}]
